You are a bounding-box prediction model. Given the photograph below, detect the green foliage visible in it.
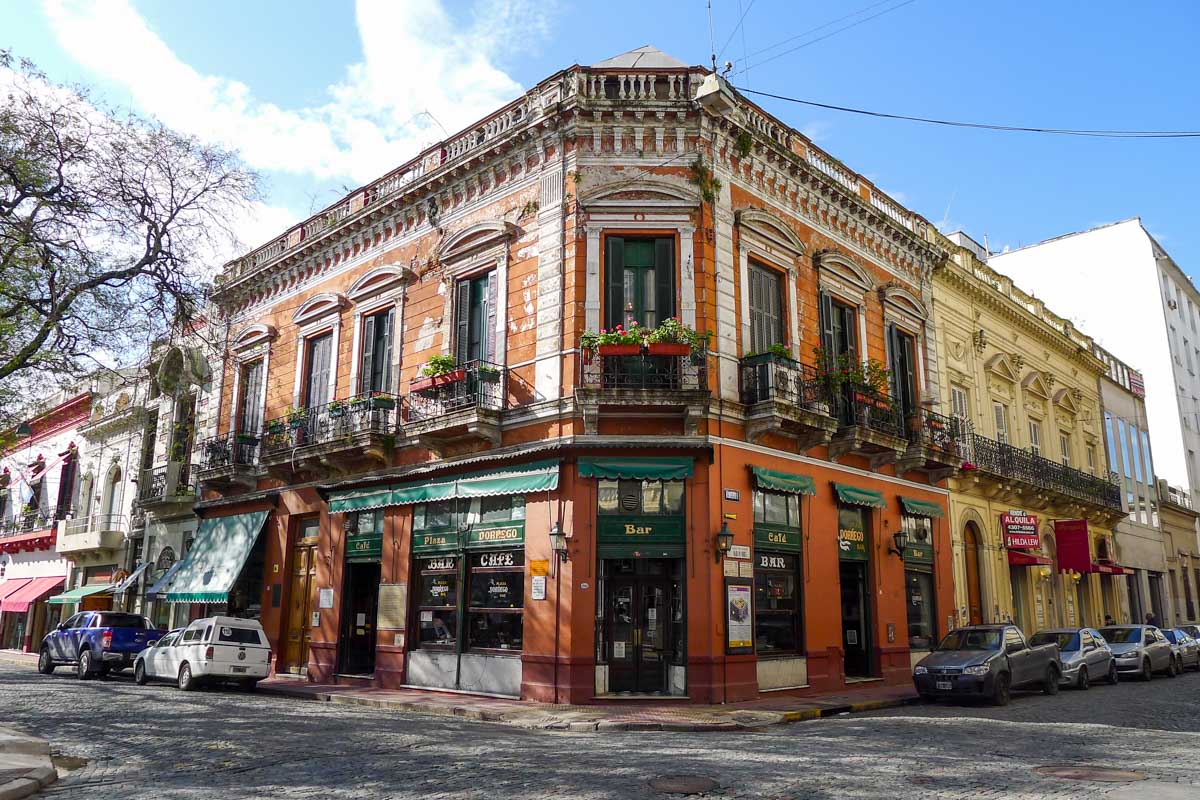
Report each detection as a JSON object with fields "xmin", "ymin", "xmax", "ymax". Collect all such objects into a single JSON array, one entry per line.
[
  {"xmin": 688, "ymin": 158, "xmax": 722, "ymax": 205},
  {"xmin": 813, "ymin": 347, "xmax": 892, "ymax": 395},
  {"xmin": 768, "ymin": 342, "xmax": 791, "ymax": 359},
  {"xmin": 422, "ymin": 354, "xmax": 458, "ymax": 377},
  {"xmin": 735, "ymin": 131, "xmax": 753, "ymax": 159}
]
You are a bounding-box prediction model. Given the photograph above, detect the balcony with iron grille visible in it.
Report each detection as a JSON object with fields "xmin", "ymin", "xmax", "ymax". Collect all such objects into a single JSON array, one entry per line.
[
  {"xmin": 137, "ymin": 462, "xmax": 198, "ymax": 514},
  {"xmin": 963, "ymin": 433, "xmax": 1123, "ymax": 513},
  {"xmin": 402, "ymin": 361, "xmax": 504, "ymax": 455},
  {"xmin": 258, "ymin": 392, "xmax": 398, "ymax": 477},
  {"xmin": 827, "ymin": 385, "xmax": 910, "ymax": 467},
  {"xmin": 0, "ymin": 509, "xmax": 60, "ymax": 553},
  {"xmin": 739, "ymin": 355, "xmax": 838, "ymax": 450},
  {"xmin": 197, "ymin": 431, "xmax": 261, "ymax": 490},
  {"xmin": 896, "ymin": 408, "xmax": 974, "ymax": 482},
  {"xmin": 576, "ymin": 345, "xmax": 710, "ymax": 436},
  {"xmin": 56, "ymin": 513, "xmax": 128, "ymax": 555}
]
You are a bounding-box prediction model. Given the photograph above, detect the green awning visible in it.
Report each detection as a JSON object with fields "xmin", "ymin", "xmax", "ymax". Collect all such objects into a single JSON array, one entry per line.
[
  {"xmin": 163, "ymin": 511, "xmax": 269, "ymax": 603},
  {"xmin": 833, "ymin": 483, "xmax": 886, "ymax": 509},
  {"xmin": 47, "ymin": 584, "xmax": 115, "ymax": 605},
  {"xmin": 328, "ymin": 461, "xmax": 561, "ymax": 510},
  {"xmin": 577, "ymin": 457, "xmax": 694, "ymax": 481},
  {"xmin": 751, "ymin": 466, "xmax": 816, "ymax": 496},
  {"xmin": 900, "ymin": 496, "xmax": 945, "ymax": 518}
]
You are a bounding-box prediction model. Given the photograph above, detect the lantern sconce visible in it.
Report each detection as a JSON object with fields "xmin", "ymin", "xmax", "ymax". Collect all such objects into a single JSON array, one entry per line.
[
  {"xmin": 715, "ymin": 522, "xmax": 734, "ymax": 563},
  {"xmin": 890, "ymin": 528, "xmax": 910, "ymax": 558},
  {"xmin": 549, "ymin": 522, "xmax": 568, "ymax": 563}
]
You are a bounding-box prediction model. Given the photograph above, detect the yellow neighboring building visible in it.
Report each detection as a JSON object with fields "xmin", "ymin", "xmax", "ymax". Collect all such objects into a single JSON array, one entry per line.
[{"xmin": 931, "ymin": 232, "xmax": 1126, "ymax": 635}]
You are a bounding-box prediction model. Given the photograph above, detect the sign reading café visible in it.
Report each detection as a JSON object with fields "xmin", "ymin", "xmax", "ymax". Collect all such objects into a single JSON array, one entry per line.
[{"xmin": 1001, "ymin": 511, "xmax": 1039, "ymax": 549}]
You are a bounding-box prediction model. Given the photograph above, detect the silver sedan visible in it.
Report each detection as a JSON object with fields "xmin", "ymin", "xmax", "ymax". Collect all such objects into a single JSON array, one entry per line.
[
  {"xmin": 1099, "ymin": 625, "xmax": 1177, "ymax": 679},
  {"xmin": 1163, "ymin": 628, "xmax": 1200, "ymax": 671},
  {"xmin": 1030, "ymin": 628, "xmax": 1117, "ymax": 689}
]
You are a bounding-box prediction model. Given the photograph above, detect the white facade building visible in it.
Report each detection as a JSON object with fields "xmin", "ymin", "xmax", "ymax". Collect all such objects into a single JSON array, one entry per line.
[{"xmin": 990, "ymin": 219, "xmax": 1200, "ymax": 504}]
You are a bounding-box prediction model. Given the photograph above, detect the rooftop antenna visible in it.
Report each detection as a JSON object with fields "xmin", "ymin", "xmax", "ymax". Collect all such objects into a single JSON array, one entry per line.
[{"xmin": 707, "ymin": 0, "xmax": 717, "ymax": 71}]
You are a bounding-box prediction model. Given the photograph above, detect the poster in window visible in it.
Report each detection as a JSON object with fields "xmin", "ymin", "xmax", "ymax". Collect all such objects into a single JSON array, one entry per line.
[{"xmin": 726, "ymin": 583, "xmax": 753, "ymax": 652}]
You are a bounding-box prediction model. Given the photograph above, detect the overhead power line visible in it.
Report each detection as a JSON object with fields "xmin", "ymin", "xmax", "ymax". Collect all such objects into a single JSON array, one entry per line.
[
  {"xmin": 738, "ymin": 0, "xmax": 904, "ymax": 62},
  {"xmin": 735, "ymin": 87, "xmax": 1200, "ymax": 139},
  {"xmin": 717, "ymin": 0, "xmax": 757, "ymax": 61}
]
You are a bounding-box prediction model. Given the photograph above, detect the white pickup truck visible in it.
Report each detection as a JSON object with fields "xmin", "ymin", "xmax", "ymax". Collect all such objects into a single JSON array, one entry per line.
[{"xmin": 134, "ymin": 615, "xmax": 272, "ymax": 692}]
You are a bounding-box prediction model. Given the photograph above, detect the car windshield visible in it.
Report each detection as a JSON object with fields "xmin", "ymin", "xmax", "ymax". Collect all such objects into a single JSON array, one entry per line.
[
  {"xmin": 1162, "ymin": 630, "xmax": 1180, "ymax": 644},
  {"xmin": 938, "ymin": 629, "xmax": 1001, "ymax": 651},
  {"xmin": 1100, "ymin": 627, "xmax": 1140, "ymax": 643},
  {"xmin": 1030, "ymin": 631, "xmax": 1079, "ymax": 651},
  {"xmin": 97, "ymin": 614, "xmax": 149, "ymax": 629},
  {"xmin": 217, "ymin": 626, "xmax": 263, "ymax": 645}
]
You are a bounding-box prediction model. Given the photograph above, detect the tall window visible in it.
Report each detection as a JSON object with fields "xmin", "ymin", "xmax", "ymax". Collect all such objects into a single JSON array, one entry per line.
[
  {"xmin": 359, "ymin": 307, "xmax": 394, "ymax": 393},
  {"xmin": 950, "ymin": 385, "xmax": 969, "ymax": 422},
  {"xmin": 1027, "ymin": 419, "xmax": 1041, "ymax": 456},
  {"xmin": 454, "ymin": 272, "xmax": 496, "ymax": 365},
  {"xmin": 598, "ymin": 479, "xmax": 685, "ymax": 516},
  {"xmin": 1059, "ymin": 433, "xmax": 1071, "ymax": 467},
  {"xmin": 1087, "ymin": 444, "xmax": 1096, "ymax": 473},
  {"xmin": 887, "ymin": 324, "xmax": 918, "ymax": 416},
  {"xmin": 55, "ymin": 448, "xmax": 78, "ymax": 519},
  {"xmin": 605, "ymin": 237, "xmax": 674, "ymax": 330},
  {"xmin": 139, "ymin": 410, "xmax": 158, "ymax": 472},
  {"xmin": 748, "ymin": 262, "xmax": 784, "ymax": 354},
  {"xmin": 303, "ymin": 332, "xmax": 334, "ymax": 408},
  {"xmin": 818, "ymin": 292, "xmax": 857, "ymax": 361},
  {"xmin": 238, "ymin": 360, "xmax": 264, "ymax": 434},
  {"xmin": 170, "ymin": 395, "xmax": 196, "ymax": 464},
  {"xmin": 753, "ymin": 489, "xmax": 803, "ymax": 655},
  {"xmin": 993, "ymin": 402, "xmax": 1010, "ymax": 444}
]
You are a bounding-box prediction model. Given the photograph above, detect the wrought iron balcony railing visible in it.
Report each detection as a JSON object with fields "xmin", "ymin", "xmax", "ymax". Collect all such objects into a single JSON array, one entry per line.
[
  {"xmin": 199, "ymin": 431, "xmax": 260, "ymax": 471},
  {"xmin": 967, "ymin": 433, "xmax": 1122, "ymax": 510},
  {"xmin": 835, "ymin": 385, "xmax": 906, "ymax": 439},
  {"xmin": 907, "ymin": 408, "xmax": 973, "ymax": 455},
  {"xmin": 405, "ymin": 361, "xmax": 505, "ymax": 423},
  {"xmin": 580, "ymin": 345, "xmax": 709, "ymax": 392},
  {"xmin": 260, "ymin": 392, "xmax": 399, "ymax": 457},
  {"xmin": 739, "ymin": 355, "xmax": 830, "ymax": 412},
  {"xmin": 138, "ymin": 462, "xmax": 195, "ymax": 506},
  {"xmin": 0, "ymin": 509, "xmax": 58, "ymax": 537}
]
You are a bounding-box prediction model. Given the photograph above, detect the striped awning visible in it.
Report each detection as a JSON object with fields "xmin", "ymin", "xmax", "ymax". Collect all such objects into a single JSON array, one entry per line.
[{"xmin": 328, "ymin": 460, "xmax": 561, "ymax": 512}]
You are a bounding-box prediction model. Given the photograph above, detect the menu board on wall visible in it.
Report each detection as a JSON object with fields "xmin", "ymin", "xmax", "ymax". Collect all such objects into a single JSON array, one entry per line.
[
  {"xmin": 377, "ymin": 583, "xmax": 408, "ymax": 630},
  {"xmin": 726, "ymin": 583, "xmax": 753, "ymax": 652}
]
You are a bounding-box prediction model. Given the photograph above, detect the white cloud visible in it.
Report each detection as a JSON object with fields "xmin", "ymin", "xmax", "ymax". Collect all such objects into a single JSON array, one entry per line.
[{"xmin": 42, "ymin": 0, "xmax": 543, "ymax": 186}]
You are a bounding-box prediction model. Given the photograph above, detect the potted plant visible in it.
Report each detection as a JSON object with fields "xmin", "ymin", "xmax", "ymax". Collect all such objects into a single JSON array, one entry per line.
[
  {"xmin": 584, "ymin": 324, "xmax": 644, "ymax": 357},
  {"xmin": 411, "ymin": 354, "xmax": 465, "ymax": 392},
  {"xmin": 235, "ymin": 431, "xmax": 260, "ymax": 445},
  {"xmin": 477, "ymin": 363, "xmax": 501, "ymax": 383},
  {"xmin": 348, "ymin": 394, "xmax": 371, "ymax": 411},
  {"xmin": 286, "ymin": 406, "xmax": 308, "ymax": 430},
  {"xmin": 266, "ymin": 418, "xmax": 285, "ymax": 435},
  {"xmin": 644, "ymin": 317, "xmax": 707, "ymax": 357},
  {"xmin": 327, "ymin": 399, "xmax": 347, "ymax": 417},
  {"xmin": 368, "ymin": 392, "xmax": 396, "ymax": 410}
]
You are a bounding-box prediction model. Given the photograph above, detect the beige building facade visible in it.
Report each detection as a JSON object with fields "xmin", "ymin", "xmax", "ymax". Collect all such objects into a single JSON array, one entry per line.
[{"xmin": 1158, "ymin": 480, "xmax": 1200, "ymax": 627}]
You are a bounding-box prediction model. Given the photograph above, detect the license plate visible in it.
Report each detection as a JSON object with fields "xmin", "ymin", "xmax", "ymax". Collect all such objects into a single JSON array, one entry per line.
[
  {"xmin": 230, "ymin": 666, "xmax": 247, "ymax": 674},
  {"xmin": 936, "ymin": 680, "xmax": 952, "ymax": 690}
]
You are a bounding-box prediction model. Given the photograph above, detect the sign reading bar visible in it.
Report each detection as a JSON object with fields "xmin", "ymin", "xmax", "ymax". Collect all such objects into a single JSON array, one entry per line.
[
  {"xmin": 1001, "ymin": 511, "xmax": 1040, "ymax": 549},
  {"xmin": 597, "ymin": 516, "xmax": 685, "ymax": 558}
]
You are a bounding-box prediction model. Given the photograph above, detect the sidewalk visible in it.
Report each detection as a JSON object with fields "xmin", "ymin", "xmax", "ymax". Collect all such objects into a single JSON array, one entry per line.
[
  {"xmin": 0, "ymin": 727, "xmax": 56, "ymax": 800},
  {"xmin": 257, "ymin": 678, "xmax": 920, "ymax": 732}
]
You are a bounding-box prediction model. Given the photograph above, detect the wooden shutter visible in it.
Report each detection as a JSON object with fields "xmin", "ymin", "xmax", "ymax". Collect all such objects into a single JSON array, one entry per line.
[
  {"xmin": 454, "ymin": 280, "xmax": 471, "ymax": 366},
  {"xmin": 749, "ymin": 267, "xmax": 762, "ymax": 353},
  {"xmin": 654, "ymin": 238, "xmax": 675, "ymax": 324},
  {"xmin": 768, "ymin": 270, "xmax": 783, "ymax": 347},
  {"xmin": 886, "ymin": 322, "xmax": 899, "ymax": 397},
  {"xmin": 993, "ymin": 403, "xmax": 1008, "ymax": 443},
  {"xmin": 306, "ymin": 334, "xmax": 332, "ymax": 408},
  {"xmin": 360, "ymin": 313, "xmax": 376, "ymax": 394},
  {"xmin": 841, "ymin": 303, "xmax": 857, "ymax": 360},
  {"xmin": 485, "ymin": 270, "xmax": 498, "ymax": 363},
  {"xmin": 240, "ymin": 360, "xmax": 264, "ymax": 432},
  {"xmin": 376, "ymin": 308, "xmax": 394, "ymax": 392},
  {"xmin": 819, "ymin": 291, "xmax": 835, "ymax": 364},
  {"xmin": 605, "ymin": 237, "xmax": 625, "ymax": 329},
  {"xmin": 749, "ymin": 265, "xmax": 782, "ymax": 353}
]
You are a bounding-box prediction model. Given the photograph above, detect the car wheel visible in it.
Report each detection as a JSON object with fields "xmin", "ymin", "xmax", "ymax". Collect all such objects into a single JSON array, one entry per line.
[
  {"xmin": 1193, "ymin": 656, "xmax": 1200, "ymax": 672},
  {"xmin": 1076, "ymin": 666, "xmax": 1089, "ymax": 691},
  {"xmin": 37, "ymin": 647, "xmax": 55, "ymax": 675},
  {"xmin": 992, "ymin": 672, "xmax": 1011, "ymax": 706},
  {"xmin": 1141, "ymin": 658, "xmax": 1153, "ymax": 681},
  {"xmin": 134, "ymin": 660, "xmax": 148, "ymax": 686},
  {"xmin": 1042, "ymin": 665, "xmax": 1060, "ymax": 695},
  {"xmin": 178, "ymin": 662, "xmax": 195, "ymax": 692},
  {"xmin": 1167, "ymin": 657, "xmax": 1180, "ymax": 678},
  {"xmin": 1106, "ymin": 662, "xmax": 1119, "ymax": 685},
  {"xmin": 77, "ymin": 650, "xmax": 93, "ymax": 681}
]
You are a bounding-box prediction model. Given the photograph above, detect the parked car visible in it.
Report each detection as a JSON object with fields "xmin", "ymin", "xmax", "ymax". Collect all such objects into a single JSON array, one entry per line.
[
  {"xmin": 913, "ymin": 624, "xmax": 1061, "ymax": 706},
  {"xmin": 1180, "ymin": 624, "xmax": 1200, "ymax": 642},
  {"xmin": 1162, "ymin": 628, "xmax": 1200, "ymax": 672},
  {"xmin": 1029, "ymin": 627, "xmax": 1118, "ymax": 689},
  {"xmin": 37, "ymin": 611, "xmax": 159, "ymax": 679},
  {"xmin": 134, "ymin": 616, "xmax": 271, "ymax": 691},
  {"xmin": 1098, "ymin": 625, "xmax": 1177, "ymax": 679}
]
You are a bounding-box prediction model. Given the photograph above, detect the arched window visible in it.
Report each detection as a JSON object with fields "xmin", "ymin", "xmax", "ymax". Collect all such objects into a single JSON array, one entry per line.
[{"xmin": 101, "ymin": 466, "xmax": 123, "ymax": 520}]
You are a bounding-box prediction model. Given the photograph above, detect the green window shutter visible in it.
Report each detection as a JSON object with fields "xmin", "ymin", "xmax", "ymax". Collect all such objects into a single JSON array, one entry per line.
[
  {"xmin": 485, "ymin": 270, "xmax": 498, "ymax": 363},
  {"xmin": 605, "ymin": 237, "xmax": 625, "ymax": 329},
  {"xmin": 306, "ymin": 333, "xmax": 332, "ymax": 407},
  {"xmin": 749, "ymin": 266, "xmax": 764, "ymax": 353},
  {"xmin": 819, "ymin": 290, "xmax": 835, "ymax": 363},
  {"xmin": 454, "ymin": 279, "xmax": 471, "ymax": 366},
  {"xmin": 885, "ymin": 321, "xmax": 898, "ymax": 399},
  {"xmin": 655, "ymin": 237, "xmax": 676, "ymax": 323},
  {"xmin": 841, "ymin": 303, "xmax": 857, "ymax": 360},
  {"xmin": 376, "ymin": 308, "xmax": 394, "ymax": 392},
  {"xmin": 360, "ymin": 313, "xmax": 376, "ymax": 393},
  {"xmin": 768, "ymin": 269, "xmax": 783, "ymax": 347}
]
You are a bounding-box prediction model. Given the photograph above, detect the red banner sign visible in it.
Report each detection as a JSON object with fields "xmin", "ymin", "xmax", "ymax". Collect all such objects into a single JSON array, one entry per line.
[{"xmin": 1001, "ymin": 512, "xmax": 1039, "ymax": 549}]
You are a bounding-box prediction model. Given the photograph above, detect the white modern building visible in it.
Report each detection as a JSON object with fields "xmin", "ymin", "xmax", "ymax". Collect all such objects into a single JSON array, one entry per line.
[{"xmin": 990, "ymin": 219, "xmax": 1200, "ymax": 504}]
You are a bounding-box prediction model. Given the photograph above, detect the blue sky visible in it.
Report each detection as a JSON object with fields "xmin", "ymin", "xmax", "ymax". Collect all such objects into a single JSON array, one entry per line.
[{"xmin": 5, "ymin": 0, "xmax": 1198, "ymax": 277}]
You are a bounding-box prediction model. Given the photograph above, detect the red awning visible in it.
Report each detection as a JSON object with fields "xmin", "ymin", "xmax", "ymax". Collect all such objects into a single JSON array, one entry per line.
[
  {"xmin": 1054, "ymin": 519, "xmax": 1093, "ymax": 573},
  {"xmin": 1090, "ymin": 561, "xmax": 1135, "ymax": 576},
  {"xmin": 0, "ymin": 575, "xmax": 64, "ymax": 614},
  {"xmin": 0, "ymin": 529, "xmax": 57, "ymax": 553},
  {"xmin": 0, "ymin": 578, "xmax": 33, "ymax": 608},
  {"xmin": 1008, "ymin": 549, "xmax": 1053, "ymax": 567}
]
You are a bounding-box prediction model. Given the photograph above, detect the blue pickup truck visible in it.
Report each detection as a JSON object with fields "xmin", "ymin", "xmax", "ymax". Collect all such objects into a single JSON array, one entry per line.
[{"xmin": 37, "ymin": 611, "xmax": 160, "ymax": 679}]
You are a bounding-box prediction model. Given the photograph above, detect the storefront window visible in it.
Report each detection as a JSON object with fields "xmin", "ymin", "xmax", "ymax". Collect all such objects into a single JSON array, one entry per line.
[
  {"xmin": 598, "ymin": 480, "xmax": 684, "ymax": 515},
  {"xmin": 754, "ymin": 490, "xmax": 800, "ymax": 527},
  {"xmin": 905, "ymin": 570, "xmax": 936, "ymax": 650},
  {"xmin": 416, "ymin": 556, "xmax": 458, "ymax": 647},
  {"xmin": 755, "ymin": 552, "xmax": 801, "ymax": 654},
  {"xmin": 467, "ymin": 550, "xmax": 524, "ymax": 651}
]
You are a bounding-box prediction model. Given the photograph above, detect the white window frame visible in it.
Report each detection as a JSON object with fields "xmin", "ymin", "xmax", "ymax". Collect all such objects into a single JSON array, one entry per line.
[
  {"xmin": 993, "ymin": 401, "xmax": 1010, "ymax": 444},
  {"xmin": 1028, "ymin": 419, "xmax": 1042, "ymax": 456}
]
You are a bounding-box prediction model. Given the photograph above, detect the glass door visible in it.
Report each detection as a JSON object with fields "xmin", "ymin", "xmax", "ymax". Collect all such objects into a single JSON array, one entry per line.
[
  {"xmin": 606, "ymin": 572, "xmax": 672, "ymax": 693},
  {"xmin": 839, "ymin": 560, "xmax": 871, "ymax": 677}
]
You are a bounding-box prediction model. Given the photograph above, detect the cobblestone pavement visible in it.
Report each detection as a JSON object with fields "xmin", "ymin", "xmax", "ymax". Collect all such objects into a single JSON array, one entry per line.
[{"xmin": 3, "ymin": 663, "xmax": 1199, "ymax": 799}]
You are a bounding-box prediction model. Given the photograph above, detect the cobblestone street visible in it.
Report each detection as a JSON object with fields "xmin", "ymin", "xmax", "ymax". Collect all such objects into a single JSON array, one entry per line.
[{"xmin": 3, "ymin": 663, "xmax": 1199, "ymax": 799}]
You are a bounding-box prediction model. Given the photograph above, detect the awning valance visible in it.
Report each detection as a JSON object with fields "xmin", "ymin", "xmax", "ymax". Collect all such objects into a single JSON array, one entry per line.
[
  {"xmin": 1007, "ymin": 550, "xmax": 1053, "ymax": 567},
  {"xmin": 163, "ymin": 510, "xmax": 269, "ymax": 603},
  {"xmin": 833, "ymin": 483, "xmax": 886, "ymax": 509},
  {"xmin": 0, "ymin": 578, "xmax": 32, "ymax": 607},
  {"xmin": 47, "ymin": 583, "xmax": 115, "ymax": 605},
  {"xmin": 328, "ymin": 460, "xmax": 561, "ymax": 511},
  {"xmin": 900, "ymin": 497, "xmax": 945, "ymax": 518},
  {"xmin": 577, "ymin": 457, "xmax": 694, "ymax": 481},
  {"xmin": 114, "ymin": 562, "xmax": 151, "ymax": 594},
  {"xmin": 751, "ymin": 466, "xmax": 816, "ymax": 496},
  {"xmin": 1089, "ymin": 561, "xmax": 1135, "ymax": 576},
  {"xmin": 1, "ymin": 575, "xmax": 64, "ymax": 613}
]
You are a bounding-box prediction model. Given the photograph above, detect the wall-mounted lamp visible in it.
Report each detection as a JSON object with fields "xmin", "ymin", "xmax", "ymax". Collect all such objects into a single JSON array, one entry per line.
[
  {"xmin": 549, "ymin": 522, "xmax": 568, "ymax": 563},
  {"xmin": 1038, "ymin": 566, "xmax": 1052, "ymax": 581},
  {"xmin": 890, "ymin": 528, "xmax": 910, "ymax": 557},
  {"xmin": 715, "ymin": 522, "xmax": 734, "ymax": 563}
]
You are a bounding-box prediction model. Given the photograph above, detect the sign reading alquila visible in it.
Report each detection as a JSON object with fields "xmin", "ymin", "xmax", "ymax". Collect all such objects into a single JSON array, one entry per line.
[{"xmin": 1001, "ymin": 511, "xmax": 1039, "ymax": 549}]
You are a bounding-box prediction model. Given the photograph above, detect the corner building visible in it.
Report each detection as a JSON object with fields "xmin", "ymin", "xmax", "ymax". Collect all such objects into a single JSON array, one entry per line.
[{"xmin": 194, "ymin": 47, "xmax": 953, "ymax": 702}]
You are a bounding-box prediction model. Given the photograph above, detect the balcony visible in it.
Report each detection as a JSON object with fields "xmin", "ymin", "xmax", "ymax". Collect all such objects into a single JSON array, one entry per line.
[
  {"xmin": 259, "ymin": 393, "xmax": 398, "ymax": 477},
  {"xmin": 197, "ymin": 431, "xmax": 261, "ymax": 490},
  {"xmin": 402, "ymin": 361, "xmax": 504, "ymax": 455},
  {"xmin": 963, "ymin": 434, "xmax": 1123, "ymax": 513},
  {"xmin": 827, "ymin": 387, "xmax": 909, "ymax": 466},
  {"xmin": 137, "ymin": 462, "xmax": 198, "ymax": 513},
  {"xmin": 739, "ymin": 355, "xmax": 838, "ymax": 450},
  {"xmin": 0, "ymin": 510, "xmax": 59, "ymax": 552},
  {"xmin": 576, "ymin": 346, "xmax": 710, "ymax": 435},
  {"xmin": 56, "ymin": 514, "xmax": 128, "ymax": 555},
  {"xmin": 897, "ymin": 408, "xmax": 974, "ymax": 482}
]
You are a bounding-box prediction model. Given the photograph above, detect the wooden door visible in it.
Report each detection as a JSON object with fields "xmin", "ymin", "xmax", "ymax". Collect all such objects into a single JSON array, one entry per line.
[
  {"xmin": 963, "ymin": 524, "xmax": 983, "ymax": 625},
  {"xmin": 285, "ymin": 529, "xmax": 318, "ymax": 674}
]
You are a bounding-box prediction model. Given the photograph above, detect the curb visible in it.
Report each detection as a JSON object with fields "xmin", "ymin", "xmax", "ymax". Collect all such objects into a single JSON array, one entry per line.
[{"xmin": 0, "ymin": 728, "xmax": 57, "ymax": 800}]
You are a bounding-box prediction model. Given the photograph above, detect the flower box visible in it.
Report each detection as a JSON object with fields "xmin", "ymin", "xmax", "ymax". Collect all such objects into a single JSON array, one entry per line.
[
  {"xmin": 288, "ymin": 417, "xmax": 307, "ymax": 430},
  {"xmin": 411, "ymin": 369, "xmax": 466, "ymax": 393},
  {"xmin": 235, "ymin": 433, "xmax": 260, "ymax": 445},
  {"xmin": 647, "ymin": 342, "xmax": 691, "ymax": 357},
  {"xmin": 369, "ymin": 396, "xmax": 396, "ymax": 410},
  {"xmin": 266, "ymin": 420, "xmax": 285, "ymax": 435},
  {"xmin": 477, "ymin": 368, "xmax": 501, "ymax": 384},
  {"xmin": 960, "ymin": 461, "xmax": 978, "ymax": 471},
  {"xmin": 598, "ymin": 343, "xmax": 642, "ymax": 357},
  {"xmin": 328, "ymin": 405, "xmax": 347, "ymax": 417}
]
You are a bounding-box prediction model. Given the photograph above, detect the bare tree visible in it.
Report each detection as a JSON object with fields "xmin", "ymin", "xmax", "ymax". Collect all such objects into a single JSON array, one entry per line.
[{"xmin": 0, "ymin": 51, "xmax": 258, "ymax": 425}]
